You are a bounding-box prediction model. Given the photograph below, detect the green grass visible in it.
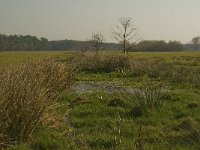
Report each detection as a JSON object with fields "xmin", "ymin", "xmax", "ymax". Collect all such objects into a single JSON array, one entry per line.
[
  {"xmin": 56, "ymin": 88, "xmax": 200, "ymax": 149},
  {"xmin": 2, "ymin": 51, "xmax": 200, "ymax": 149},
  {"xmin": 0, "ymin": 51, "xmax": 74, "ymax": 65},
  {"xmin": 1, "ymin": 51, "xmax": 200, "ymax": 65}
]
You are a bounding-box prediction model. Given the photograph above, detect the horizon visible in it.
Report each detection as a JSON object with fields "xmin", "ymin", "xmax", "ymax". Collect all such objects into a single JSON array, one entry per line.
[{"xmin": 1, "ymin": 0, "xmax": 200, "ymax": 44}]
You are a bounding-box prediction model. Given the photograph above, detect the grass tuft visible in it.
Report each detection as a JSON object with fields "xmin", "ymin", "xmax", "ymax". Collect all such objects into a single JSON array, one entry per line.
[{"xmin": 0, "ymin": 60, "xmax": 74, "ymax": 148}]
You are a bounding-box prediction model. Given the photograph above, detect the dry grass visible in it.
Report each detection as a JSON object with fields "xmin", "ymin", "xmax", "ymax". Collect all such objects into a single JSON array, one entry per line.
[{"xmin": 0, "ymin": 60, "xmax": 74, "ymax": 148}]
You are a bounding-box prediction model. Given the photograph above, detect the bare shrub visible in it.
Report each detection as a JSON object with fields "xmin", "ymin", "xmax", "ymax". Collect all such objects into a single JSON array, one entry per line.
[{"xmin": 0, "ymin": 60, "xmax": 74, "ymax": 147}]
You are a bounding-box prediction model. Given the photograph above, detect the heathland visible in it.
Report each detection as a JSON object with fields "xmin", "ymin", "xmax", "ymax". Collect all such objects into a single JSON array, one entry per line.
[{"xmin": 0, "ymin": 51, "xmax": 200, "ymax": 150}]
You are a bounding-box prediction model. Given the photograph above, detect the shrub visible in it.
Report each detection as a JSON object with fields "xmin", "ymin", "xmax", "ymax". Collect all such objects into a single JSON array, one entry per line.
[
  {"xmin": 0, "ymin": 60, "xmax": 74, "ymax": 147},
  {"xmin": 78, "ymin": 53, "xmax": 133, "ymax": 73}
]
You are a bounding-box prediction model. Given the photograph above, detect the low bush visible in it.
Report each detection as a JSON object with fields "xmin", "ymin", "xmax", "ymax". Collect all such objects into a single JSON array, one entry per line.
[{"xmin": 78, "ymin": 53, "xmax": 133, "ymax": 73}]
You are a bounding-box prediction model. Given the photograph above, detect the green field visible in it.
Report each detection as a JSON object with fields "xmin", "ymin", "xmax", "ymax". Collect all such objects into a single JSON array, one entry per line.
[
  {"xmin": 0, "ymin": 51, "xmax": 75, "ymax": 65},
  {"xmin": 1, "ymin": 51, "xmax": 200, "ymax": 65},
  {"xmin": 1, "ymin": 51, "xmax": 200, "ymax": 150}
]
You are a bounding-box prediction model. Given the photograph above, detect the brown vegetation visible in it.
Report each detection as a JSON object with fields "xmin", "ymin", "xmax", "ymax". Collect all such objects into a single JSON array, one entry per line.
[{"xmin": 0, "ymin": 60, "xmax": 74, "ymax": 148}]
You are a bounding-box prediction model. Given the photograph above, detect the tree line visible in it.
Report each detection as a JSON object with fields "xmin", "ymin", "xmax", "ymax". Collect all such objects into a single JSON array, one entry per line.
[
  {"xmin": 0, "ymin": 34, "xmax": 48, "ymax": 51},
  {"xmin": 128, "ymin": 40, "xmax": 185, "ymax": 52},
  {"xmin": 0, "ymin": 34, "xmax": 118, "ymax": 51},
  {"xmin": 0, "ymin": 17, "xmax": 199, "ymax": 52},
  {"xmin": 0, "ymin": 33, "xmax": 196, "ymax": 52}
]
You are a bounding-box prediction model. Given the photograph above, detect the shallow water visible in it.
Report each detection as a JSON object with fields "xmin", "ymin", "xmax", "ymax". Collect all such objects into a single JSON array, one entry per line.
[{"xmin": 72, "ymin": 81, "xmax": 138, "ymax": 94}]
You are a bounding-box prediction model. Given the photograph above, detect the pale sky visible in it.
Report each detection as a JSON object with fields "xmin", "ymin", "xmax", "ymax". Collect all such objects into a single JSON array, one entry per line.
[{"xmin": 0, "ymin": 0, "xmax": 200, "ymax": 43}]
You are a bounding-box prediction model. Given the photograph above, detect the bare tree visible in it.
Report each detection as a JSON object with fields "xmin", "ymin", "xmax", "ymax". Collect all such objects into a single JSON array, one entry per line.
[
  {"xmin": 112, "ymin": 17, "xmax": 139, "ymax": 53},
  {"xmin": 89, "ymin": 32, "xmax": 105, "ymax": 54}
]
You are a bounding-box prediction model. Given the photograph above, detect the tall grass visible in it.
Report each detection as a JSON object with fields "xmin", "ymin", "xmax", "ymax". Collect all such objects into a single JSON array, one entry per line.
[
  {"xmin": 0, "ymin": 60, "xmax": 74, "ymax": 148},
  {"xmin": 135, "ymin": 81, "xmax": 166, "ymax": 110}
]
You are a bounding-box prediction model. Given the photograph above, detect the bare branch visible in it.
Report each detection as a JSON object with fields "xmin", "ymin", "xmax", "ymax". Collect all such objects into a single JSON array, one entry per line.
[
  {"xmin": 111, "ymin": 17, "xmax": 140, "ymax": 53},
  {"xmin": 88, "ymin": 32, "xmax": 105, "ymax": 53}
]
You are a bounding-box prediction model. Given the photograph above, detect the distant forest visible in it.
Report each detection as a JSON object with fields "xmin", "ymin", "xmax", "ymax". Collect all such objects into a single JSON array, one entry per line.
[
  {"xmin": 0, "ymin": 34, "xmax": 118, "ymax": 51},
  {"xmin": 0, "ymin": 33, "xmax": 199, "ymax": 52}
]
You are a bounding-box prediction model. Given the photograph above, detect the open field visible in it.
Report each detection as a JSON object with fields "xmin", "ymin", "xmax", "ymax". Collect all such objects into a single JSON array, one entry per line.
[
  {"xmin": 1, "ymin": 51, "xmax": 200, "ymax": 65},
  {"xmin": 0, "ymin": 51, "xmax": 75, "ymax": 65},
  {"xmin": 1, "ymin": 51, "xmax": 200, "ymax": 149}
]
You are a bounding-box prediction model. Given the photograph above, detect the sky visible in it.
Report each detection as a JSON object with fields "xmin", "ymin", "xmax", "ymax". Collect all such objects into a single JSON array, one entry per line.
[{"xmin": 0, "ymin": 0, "xmax": 200, "ymax": 43}]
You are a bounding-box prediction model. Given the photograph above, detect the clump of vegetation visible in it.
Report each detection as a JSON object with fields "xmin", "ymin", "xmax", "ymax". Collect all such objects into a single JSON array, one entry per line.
[
  {"xmin": 187, "ymin": 101, "xmax": 199, "ymax": 109},
  {"xmin": 129, "ymin": 81, "xmax": 167, "ymax": 118},
  {"xmin": 0, "ymin": 60, "xmax": 74, "ymax": 148},
  {"xmin": 108, "ymin": 98, "xmax": 125, "ymax": 107},
  {"xmin": 79, "ymin": 53, "xmax": 133, "ymax": 73},
  {"xmin": 135, "ymin": 81, "xmax": 167, "ymax": 110},
  {"xmin": 130, "ymin": 105, "xmax": 147, "ymax": 118}
]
